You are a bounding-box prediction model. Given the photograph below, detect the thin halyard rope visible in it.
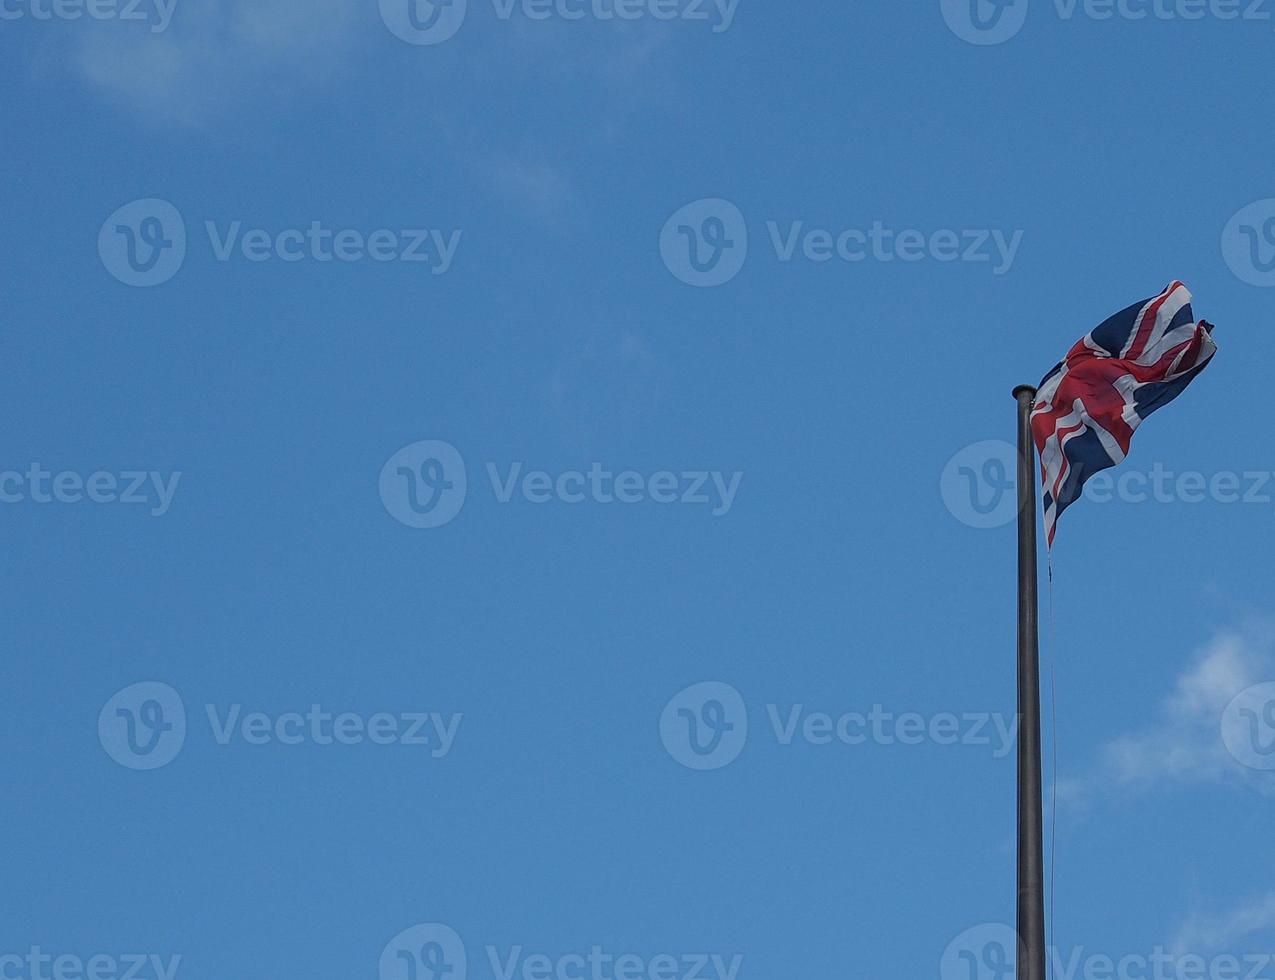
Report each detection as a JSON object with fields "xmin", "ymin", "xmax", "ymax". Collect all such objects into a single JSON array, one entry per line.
[{"xmin": 1046, "ymin": 550, "xmax": 1058, "ymax": 980}]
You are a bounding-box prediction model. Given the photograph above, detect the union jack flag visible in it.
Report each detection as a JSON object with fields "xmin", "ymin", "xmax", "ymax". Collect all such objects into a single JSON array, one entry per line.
[{"xmin": 1031, "ymin": 281, "xmax": 1217, "ymax": 546}]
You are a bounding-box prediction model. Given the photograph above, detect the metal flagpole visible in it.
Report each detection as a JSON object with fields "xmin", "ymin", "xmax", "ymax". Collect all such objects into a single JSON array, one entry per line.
[{"xmin": 1013, "ymin": 384, "xmax": 1047, "ymax": 980}]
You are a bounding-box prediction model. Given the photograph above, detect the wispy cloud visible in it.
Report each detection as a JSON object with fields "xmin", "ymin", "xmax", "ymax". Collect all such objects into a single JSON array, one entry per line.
[
  {"xmin": 547, "ymin": 330, "xmax": 665, "ymax": 450},
  {"xmin": 70, "ymin": 0, "xmax": 360, "ymax": 125},
  {"xmin": 1103, "ymin": 631, "xmax": 1266, "ymax": 788},
  {"xmin": 489, "ymin": 158, "xmax": 579, "ymax": 222},
  {"xmin": 1172, "ymin": 892, "xmax": 1275, "ymax": 956},
  {"xmin": 1056, "ymin": 625, "xmax": 1275, "ymax": 810}
]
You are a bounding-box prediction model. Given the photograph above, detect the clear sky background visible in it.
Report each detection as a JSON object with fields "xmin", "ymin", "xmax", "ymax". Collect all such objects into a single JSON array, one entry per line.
[{"xmin": 3, "ymin": 2, "xmax": 1275, "ymax": 979}]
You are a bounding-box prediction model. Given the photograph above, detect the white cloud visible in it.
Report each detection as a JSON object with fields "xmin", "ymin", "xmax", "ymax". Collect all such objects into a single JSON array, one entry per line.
[
  {"xmin": 1058, "ymin": 626, "xmax": 1275, "ymax": 807},
  {"xmin": 1102, "ymin": 632, "xmax": 1266, "ymax": 789},
  {"xmin": 489, "ymin": 158, "xmax": 578, "ymax": 221},
  {"xmin": 70, "ymin": 0, "xmax": 359, "ymax": 124},
  {"xmin": 1172, "ymin": 892, "xmax": 1275, "ymax": 956},
  {"xmin": 49, "ymin": 0, "xmax": 692, "ymax": 154}
]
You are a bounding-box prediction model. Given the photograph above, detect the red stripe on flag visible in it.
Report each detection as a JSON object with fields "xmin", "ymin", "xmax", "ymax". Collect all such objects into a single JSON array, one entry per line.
[{"xmin": 1125, "ymin": 280, "xmax": 1182, "ymax": 361}]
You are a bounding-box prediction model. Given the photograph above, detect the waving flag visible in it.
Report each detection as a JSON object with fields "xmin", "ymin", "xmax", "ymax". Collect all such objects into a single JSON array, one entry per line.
[{"xmin": 1030, "ymin": 281, "xmax": 1217, "ymax": 546}]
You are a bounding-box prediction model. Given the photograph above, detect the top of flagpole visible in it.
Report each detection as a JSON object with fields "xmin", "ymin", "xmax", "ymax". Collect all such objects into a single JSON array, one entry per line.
[{"xmin": 1012, "ymin": 385, "xmax": 1038, "ymax": 400}]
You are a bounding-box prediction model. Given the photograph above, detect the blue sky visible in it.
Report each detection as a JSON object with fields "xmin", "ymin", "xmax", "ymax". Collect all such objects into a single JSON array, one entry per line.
[{"xmin": 3, "ymin": 2, "xmax": 1275, "ymax": 979}]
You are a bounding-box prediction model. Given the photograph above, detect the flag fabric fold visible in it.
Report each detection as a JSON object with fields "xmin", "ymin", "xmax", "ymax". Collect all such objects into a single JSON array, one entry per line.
[{"xmin": 1030, "ymin": 281, "xmax": 1217, "ymax": 546}]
